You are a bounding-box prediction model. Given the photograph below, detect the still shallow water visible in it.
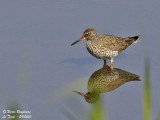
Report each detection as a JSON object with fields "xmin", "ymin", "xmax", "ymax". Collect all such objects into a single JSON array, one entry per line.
[{"xmin": 0, "ymin": 0, "xmax": 160, "ymax": 120}]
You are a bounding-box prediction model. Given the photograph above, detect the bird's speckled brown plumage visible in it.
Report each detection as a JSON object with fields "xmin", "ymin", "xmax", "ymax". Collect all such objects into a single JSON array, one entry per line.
[{"xmin": 71, "ymin": 28, "xmax": 139, "ymax": 68}]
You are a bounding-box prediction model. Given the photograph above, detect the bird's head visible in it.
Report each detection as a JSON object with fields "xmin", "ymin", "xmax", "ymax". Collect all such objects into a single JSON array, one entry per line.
[
  {"xmin": 73, "ymin": 91, "xmax": 99, "ymax": 103},
  {"xmin": 71, "ymin": 28, "xmax": 97, "ymax": 46}
]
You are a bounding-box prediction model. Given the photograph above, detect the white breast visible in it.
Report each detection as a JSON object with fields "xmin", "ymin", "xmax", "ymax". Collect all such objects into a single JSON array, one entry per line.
[{"xmin": 86, "ymin": 41, "xmax": 118, "ymax": 60}]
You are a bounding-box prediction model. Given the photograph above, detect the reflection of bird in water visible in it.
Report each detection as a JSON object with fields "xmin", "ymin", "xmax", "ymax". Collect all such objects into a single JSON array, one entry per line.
[{"xmin": 74, "ymin": 65, "xmax": 140, "ymax": 103}]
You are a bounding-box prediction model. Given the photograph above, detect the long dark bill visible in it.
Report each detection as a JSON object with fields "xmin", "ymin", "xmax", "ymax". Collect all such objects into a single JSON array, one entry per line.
[
  {"xmin": 73, "ymin": 90, "xmax": 85, "ymax": 97},
  {"xmin": 71, "ymin": 40, "xmax": 81, "ymax": 46}
]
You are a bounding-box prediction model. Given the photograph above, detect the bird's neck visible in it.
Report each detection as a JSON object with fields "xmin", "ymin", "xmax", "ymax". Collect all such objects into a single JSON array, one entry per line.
[{"xmin": 87, "ymin": 34, "xmax": 98, "ymax": 41}]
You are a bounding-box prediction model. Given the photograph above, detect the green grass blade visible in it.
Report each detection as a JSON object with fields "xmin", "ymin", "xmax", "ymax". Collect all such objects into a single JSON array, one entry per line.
[
  {"xmin": 143, "ymin": 59, "xmax": 151, "ymax": 120},
  {"xmin": 89, "ymin": 98, "xmax": 106, "ymax": 120},
  {"xmin": 5, "ymin": 103, "xmax": 21, "ymax": 120},
  {"xmin": 9, "ymin": 112, "xmax": 20, "ymax": 120},
  {"xmin": 157, "ymin": 112, "xmax": 160, "ymax": 120}
]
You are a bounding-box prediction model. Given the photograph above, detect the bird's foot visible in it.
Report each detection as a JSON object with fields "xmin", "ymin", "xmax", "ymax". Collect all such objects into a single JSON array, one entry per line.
[
  {"xmin": 110, "ymin": 58, "xmax": 114, "ymax": 70},
  {"xmin": 110, "ymin": 64, "xmax": 114, "ymax": 70},
  {"xmin": 103, "ymin": 60, "xmax": 107, "ymax": 68}
]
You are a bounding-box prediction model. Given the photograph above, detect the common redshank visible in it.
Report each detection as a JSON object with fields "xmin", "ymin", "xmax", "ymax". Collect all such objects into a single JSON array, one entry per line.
[{"xmin": 71, "ymin": 28, "xmax": 139, "ymax": 68}]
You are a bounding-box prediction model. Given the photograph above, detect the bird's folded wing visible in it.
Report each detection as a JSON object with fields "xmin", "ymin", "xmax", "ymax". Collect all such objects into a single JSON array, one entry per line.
[{"xmin": 101, "ymin": 35, "xmax": 129, "ymax": 52}]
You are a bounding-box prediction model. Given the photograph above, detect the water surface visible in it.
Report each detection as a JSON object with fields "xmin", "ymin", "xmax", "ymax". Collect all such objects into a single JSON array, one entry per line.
[{"xmin": 0, "ymin": 0, "xmax": 160, "ymax": 120}]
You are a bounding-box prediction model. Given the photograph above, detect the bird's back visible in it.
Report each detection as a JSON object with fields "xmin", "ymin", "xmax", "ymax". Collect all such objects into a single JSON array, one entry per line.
[{"xmin": 97, "ymin": 34, "xmax": 139, "ymax": 52}]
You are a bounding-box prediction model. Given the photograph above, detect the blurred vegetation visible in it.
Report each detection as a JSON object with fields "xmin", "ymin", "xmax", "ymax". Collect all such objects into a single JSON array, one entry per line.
[
  {"xmin": 158, "ymin": 112, "xmax": 160, "ymax": 120},
  {"xmin": 6, "ymin": 104, "xmax": 21, "ymax": 120},
  {"xmin": 144, "ymin": 59, "xmax": 151, "ymax": 120},
  {"xmin": 89, "ymin": 98, "xmax": 106, "ymax": 120}
]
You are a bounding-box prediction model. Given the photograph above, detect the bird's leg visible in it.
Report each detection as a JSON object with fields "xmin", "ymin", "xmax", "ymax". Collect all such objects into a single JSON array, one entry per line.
[
  {"xmin": 103, "ymin": 59, "xmax": 107, "ymax": 68},
  {"xmin": 110, "ymin": 57, "xmax": 114, "ymax": 70}
]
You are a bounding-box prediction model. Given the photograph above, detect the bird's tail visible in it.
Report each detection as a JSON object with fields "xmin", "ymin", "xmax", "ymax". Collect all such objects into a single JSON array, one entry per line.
[{"xmin": 126, "ymin": 35, "xmax": 140, "ymax": 44}]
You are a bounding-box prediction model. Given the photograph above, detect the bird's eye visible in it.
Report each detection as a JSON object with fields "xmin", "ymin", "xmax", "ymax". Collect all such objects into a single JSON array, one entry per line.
[{"xmin": 84, "ymin": 32, "xmax": 90, "ymax": 36}]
